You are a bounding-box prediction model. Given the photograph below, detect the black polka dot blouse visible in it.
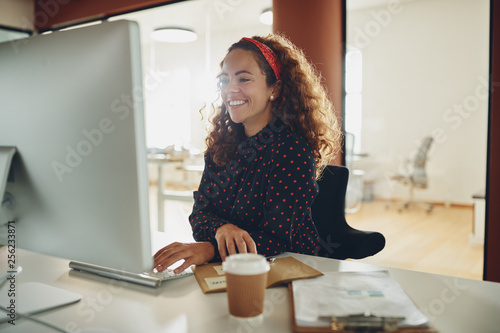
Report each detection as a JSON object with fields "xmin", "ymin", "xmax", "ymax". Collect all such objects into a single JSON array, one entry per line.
[{"xmin": 189, "ymin": 118, "xmax": 321, "ymax": 261}]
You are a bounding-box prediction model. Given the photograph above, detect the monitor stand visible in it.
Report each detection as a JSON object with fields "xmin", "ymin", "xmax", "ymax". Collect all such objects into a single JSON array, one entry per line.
[{"xmin": 0, "ymin": 147, "xmax": 16, "ymax": 223}]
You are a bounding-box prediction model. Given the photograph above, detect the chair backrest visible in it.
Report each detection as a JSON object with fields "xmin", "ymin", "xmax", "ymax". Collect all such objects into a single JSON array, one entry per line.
[
  {"xmin": 312, "ymin": 165, "xmax": 386, "ymax": 259},
  {"xmin": 311, "ymin": 165, "xmax": 349, "ymax": 238},
  {"xmin": 413, "ymin": 136, "xmax": 433, "ymax": 168},
  {"xmin": 410, "ymin": 136, "xmax": 433, "ymax": 187}
]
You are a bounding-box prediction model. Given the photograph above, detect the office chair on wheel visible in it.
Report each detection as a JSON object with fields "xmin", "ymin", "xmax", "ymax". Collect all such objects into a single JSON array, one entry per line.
[
  {"xmin": 389, "ymin": 136, "xmax": 434, "ymax": 213},
  {"xmin": 312, "ymin": 165, "xmax": 385, "ymax": 260}
]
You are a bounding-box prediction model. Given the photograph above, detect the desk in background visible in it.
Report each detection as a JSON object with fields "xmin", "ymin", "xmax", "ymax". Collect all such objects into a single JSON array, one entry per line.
[
  {"xmin": 471, "ymin": 189, "xmax": 486, "ymax": 245},
  {"xmin": 148, "ymin": 153, "xmax": 203, "ymax": 232},
  {"xmin": 2, "ymin": 248, "xmax": 500, "ymax": 333}
]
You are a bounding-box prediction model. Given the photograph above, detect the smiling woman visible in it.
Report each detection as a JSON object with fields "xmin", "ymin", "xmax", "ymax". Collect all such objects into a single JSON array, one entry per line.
[
  {"xmin": 218, "ymin": 48, "xmax": 278, "ymax": 136},
  {"xmin": 153, "ymin": 34, "xmax": 343, "ymax": 274}
]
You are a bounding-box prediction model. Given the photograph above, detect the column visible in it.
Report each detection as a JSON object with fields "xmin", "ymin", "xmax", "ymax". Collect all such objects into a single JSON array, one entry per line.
[{"xmin": 273, "ymin": 0, "xmax": 345, "ymax": 165}]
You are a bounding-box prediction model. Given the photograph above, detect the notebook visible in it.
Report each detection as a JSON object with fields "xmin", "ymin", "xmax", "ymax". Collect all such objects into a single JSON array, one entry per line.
[{"xmin": 193, "ymin": 256, "xmax": 323, "ymax": 293}]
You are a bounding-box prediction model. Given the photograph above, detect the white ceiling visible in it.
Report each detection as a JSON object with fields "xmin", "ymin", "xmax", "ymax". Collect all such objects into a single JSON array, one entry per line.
[{"xmin": 112, "ymin": 0, "xmax": 272, "ymax": 45}]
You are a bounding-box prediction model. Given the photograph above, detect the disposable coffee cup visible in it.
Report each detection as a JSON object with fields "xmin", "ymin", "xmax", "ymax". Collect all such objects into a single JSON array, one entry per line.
[{"xmin": 222, "ymin": 253, "xmax": 270, "ymax": 319}]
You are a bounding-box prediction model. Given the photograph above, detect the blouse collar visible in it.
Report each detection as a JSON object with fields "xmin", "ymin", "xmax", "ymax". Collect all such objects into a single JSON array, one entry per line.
[{"xmin": 241, "ymin": 117, "xmax": 286, "ymax": 150}]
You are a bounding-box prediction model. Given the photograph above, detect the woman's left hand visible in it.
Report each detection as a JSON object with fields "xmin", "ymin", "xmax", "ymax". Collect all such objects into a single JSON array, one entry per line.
[{"xmin": 215, "ymin": 223, "xmax": 257, "ymax": 261}]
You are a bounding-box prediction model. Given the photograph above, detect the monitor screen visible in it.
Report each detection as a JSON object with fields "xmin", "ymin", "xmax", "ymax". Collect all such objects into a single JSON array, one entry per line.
[{"xmin": 0, "ymin": 20, "xmax": 152, "ymax": 273}]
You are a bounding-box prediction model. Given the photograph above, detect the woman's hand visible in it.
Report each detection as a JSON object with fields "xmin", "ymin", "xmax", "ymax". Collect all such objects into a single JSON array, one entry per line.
[
  {"xmin": 215, "ymin": 224, "xmax": 257, "ymax": 261},
  {"xmin": 153, "ymin": 242, "xmax": 215, "ymax": 274}
]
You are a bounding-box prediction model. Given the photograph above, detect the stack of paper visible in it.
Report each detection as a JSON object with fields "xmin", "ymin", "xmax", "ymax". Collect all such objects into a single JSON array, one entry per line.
[{"xmin": 292, "ymin": 271, "xmax": 429, "ymax": 330}]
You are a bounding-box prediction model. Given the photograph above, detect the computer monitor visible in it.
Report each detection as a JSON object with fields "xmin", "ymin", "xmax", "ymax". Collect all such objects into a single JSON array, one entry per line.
[{"xmin": 0, "ymin": 20, "xmax": 152, "ymax": 273}]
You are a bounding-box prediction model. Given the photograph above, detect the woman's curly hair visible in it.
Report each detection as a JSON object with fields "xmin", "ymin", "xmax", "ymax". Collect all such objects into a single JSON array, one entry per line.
[{"xmin": 205, "ymin": 34, "xmax": 342, "ymax": 178}]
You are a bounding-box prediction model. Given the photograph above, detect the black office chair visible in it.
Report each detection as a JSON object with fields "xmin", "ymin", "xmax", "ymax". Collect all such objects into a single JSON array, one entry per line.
[{"xmin": 312, "ymin": 165, "xmax": 385, "ymax": 260}]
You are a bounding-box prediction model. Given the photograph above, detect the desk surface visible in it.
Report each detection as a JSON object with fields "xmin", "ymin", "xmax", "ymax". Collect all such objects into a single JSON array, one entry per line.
[{"xmin": 2, "ymin": 248, "xmax": 500, "ymax": 333}]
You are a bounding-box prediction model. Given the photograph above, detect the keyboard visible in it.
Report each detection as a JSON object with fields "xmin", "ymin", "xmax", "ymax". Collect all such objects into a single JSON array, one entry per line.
[
  {"xmin": 69, "ymin": 260, "xmax": 194, "ymax": 288},
  {"xmin": 143, "ymin": 267, "xmax": 194, "ymax": 281}
]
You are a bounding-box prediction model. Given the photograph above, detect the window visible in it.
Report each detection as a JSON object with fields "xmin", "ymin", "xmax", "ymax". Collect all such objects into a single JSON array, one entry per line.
[
  {"xmin": 345, "ymin": 46, "xmax": 363, "ymax": 153},
  {"xmin": 144, "ymin": 68, "xmax": 192, "ymax": 149}
]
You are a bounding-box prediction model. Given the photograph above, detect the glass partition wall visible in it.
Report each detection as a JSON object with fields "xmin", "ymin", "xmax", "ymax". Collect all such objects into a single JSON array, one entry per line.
[{"xmin": 345, "ymin": 0, "xmax": 489, "ymax": 280}]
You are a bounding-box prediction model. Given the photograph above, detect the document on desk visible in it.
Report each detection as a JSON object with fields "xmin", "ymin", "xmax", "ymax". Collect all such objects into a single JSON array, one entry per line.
[{"xmin": 292, "ymin": 271, "xmax": 429, "ymax": 329}]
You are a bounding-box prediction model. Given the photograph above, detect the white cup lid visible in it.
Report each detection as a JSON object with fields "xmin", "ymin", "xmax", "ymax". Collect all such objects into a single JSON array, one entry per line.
[{"xmin": 222, "ymin": 253, "xmax": 270, "ymax": 275}]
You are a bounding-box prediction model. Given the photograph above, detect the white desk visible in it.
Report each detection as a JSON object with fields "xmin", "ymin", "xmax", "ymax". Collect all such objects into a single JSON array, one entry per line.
[{"xmin": 2, "ymin": 249, "xmax": 500, "ymax": 333}]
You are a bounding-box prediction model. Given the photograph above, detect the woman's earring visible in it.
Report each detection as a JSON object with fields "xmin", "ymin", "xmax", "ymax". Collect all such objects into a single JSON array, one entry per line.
[{"xmin": 270, "ymin": 95, "xmax": 274, "ymax": 101}]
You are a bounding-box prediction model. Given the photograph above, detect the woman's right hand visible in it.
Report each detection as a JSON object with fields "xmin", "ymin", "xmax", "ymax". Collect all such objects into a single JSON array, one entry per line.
[
  {"xmin": 215, "ymin": 223, "xmax": 257, "ymax": 261},
  {"xmin": 153, "ymin": 242, "xmax": 215, "ymax": 274}
]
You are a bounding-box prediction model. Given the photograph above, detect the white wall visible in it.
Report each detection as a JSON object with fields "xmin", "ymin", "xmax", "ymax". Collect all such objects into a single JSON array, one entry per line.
[{"xmin": 347, "ymin": 0, "xmax": 489, "ymax": 205}]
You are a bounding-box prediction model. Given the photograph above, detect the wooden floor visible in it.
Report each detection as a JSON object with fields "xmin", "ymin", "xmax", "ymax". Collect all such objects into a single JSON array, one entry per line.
[
  {"xmin": 151, "ymin": 186, "xmax": 484, "ymax": 281},
  {"xmin": 347, "ymin": 200, "xmax": 484, "ymax": 280}
]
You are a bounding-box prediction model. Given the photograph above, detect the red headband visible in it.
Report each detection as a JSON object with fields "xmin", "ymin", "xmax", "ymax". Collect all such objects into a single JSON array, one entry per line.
[{"xmin": 241, "ymin": 37, "xmax": 281, "ymax": 81}]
